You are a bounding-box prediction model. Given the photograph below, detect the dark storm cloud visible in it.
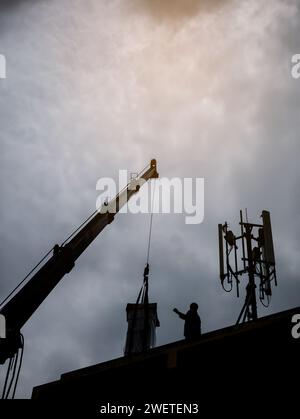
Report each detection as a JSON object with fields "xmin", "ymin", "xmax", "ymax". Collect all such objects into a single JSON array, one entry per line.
[
  {"xmin": 0, "ymin": 0, "xmax": 34, "ymax": 10},
  {"xmin": 0, "ymin": 0, "xmax": 300, "ymax": 398}
]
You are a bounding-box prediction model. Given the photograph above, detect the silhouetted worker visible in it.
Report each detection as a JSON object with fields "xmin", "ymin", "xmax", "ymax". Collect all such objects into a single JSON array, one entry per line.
[{"xmin": 173, "ymin": 303, "xmax": 201, "ymax": 340}]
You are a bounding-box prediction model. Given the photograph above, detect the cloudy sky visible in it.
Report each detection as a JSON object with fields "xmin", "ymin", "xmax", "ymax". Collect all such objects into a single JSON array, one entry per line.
[{"xmin": 0, "ymin": 0, "xmax": 299, "ymax": 398}]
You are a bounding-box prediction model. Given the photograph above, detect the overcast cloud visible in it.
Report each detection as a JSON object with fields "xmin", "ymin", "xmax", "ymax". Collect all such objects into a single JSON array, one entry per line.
[{"xmin": 0, "ymin": 0, "xmax": 300, "ymax": 398}]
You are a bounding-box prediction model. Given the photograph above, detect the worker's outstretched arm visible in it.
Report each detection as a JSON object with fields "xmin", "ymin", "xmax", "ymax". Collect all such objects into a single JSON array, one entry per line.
[{"xmin": 173, "ymin": 308, "xmax": 187, "ymax": 320}]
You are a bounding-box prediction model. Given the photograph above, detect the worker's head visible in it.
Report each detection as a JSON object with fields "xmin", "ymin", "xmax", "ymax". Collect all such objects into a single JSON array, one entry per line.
[{"xmin": 190, "ymin": 303, "xmax": 198, "ymax": 312}]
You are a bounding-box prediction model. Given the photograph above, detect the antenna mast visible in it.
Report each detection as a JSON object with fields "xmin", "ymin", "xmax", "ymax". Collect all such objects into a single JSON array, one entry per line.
[{"xmin": 218, "ymin": 210, "xmax": 277, "ymax": 325}]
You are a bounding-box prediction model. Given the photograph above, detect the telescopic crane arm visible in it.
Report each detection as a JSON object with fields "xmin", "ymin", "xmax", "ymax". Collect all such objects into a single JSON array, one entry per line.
[{"xmin": 0, "ymin": 159, "xmax": 158, "ymax": 364}]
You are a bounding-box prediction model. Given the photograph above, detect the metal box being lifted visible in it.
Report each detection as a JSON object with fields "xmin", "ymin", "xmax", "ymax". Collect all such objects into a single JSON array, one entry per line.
[{"xmin": 124, "ymin": 303, "xmax": 160, "ymax": 355}]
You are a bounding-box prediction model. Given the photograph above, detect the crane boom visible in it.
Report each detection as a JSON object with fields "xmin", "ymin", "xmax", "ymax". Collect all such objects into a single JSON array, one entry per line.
[{"xmin": 0, "ymin": 159, "xmax": 158, "ymax": 364}]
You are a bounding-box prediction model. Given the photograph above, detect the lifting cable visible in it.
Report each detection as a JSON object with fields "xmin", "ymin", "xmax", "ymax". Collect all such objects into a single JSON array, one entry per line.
[
  {"xmin": 127, "ymin": 179, "xmax": 157, "ymax": 355},
  {"xmin": 137, "ymin": 178, "xmax": 157, "ymax": 304},
  {"xmin": 146, "ymin": 182, "xmax": 155, "ymax": 266}
]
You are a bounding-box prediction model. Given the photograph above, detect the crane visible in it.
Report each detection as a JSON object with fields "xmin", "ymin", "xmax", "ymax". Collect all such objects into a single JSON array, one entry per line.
[{"xmin": 0, "ymin": 159, "xmax": 159, "ymax": 367}]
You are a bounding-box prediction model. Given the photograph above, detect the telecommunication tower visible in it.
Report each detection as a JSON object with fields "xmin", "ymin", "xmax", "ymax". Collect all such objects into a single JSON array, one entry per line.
[{"xmin": 218, "ymin": 210, "xmax": 277, "ymax": 325}]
